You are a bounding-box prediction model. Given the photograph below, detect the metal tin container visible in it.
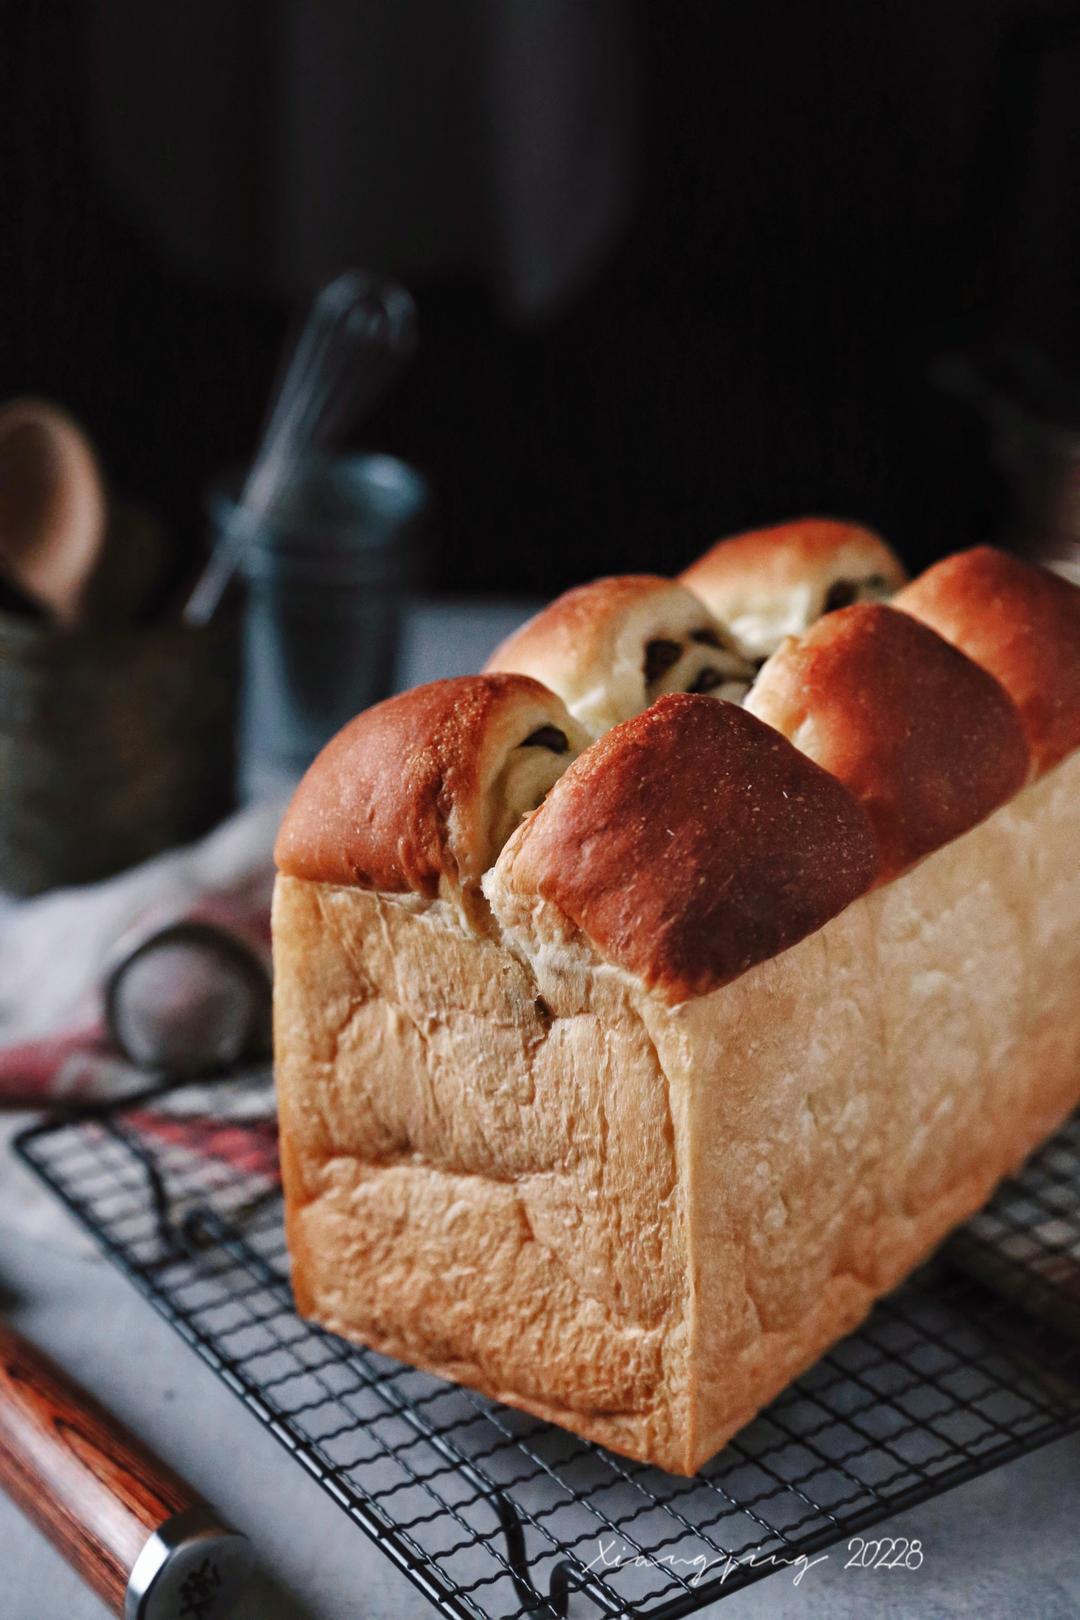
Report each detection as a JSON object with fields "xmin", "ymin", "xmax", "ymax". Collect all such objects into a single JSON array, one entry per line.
[{"xmin": 211, "ymin": 452, "xmax": 429, "ymax": 799}]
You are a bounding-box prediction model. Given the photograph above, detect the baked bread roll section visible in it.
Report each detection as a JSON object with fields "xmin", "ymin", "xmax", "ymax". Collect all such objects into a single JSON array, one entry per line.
[
  {"xmin": 273, "ymin": 542, "xmax": 1080, "ymax": 1476},
  {"xmin": 893, "ymin": 545, "xmax": 1080, "ymax": 774},
  {"xmin": 745, "ymin": 602, "xmax": 1030, "ymax": 881},
  {"xmin": 275, "ymin": 673, "xmax": 589, "ymax": 923},
  {"xmin": 680, "ymin": 516, "xmax": 907, "ymax": 661},
  {"xmin": 485, "ymin": 694, "xmax": 878, "ymax": 1001},
  {"xmin": 484, "ymin": 574, "xmax": 753, "ymax": 736}
]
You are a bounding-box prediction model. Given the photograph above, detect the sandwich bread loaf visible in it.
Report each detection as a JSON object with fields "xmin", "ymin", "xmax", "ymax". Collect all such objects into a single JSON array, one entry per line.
[{"xmin": 274, "ymin": 527, "xmax": 1080, "ymax": 1473}]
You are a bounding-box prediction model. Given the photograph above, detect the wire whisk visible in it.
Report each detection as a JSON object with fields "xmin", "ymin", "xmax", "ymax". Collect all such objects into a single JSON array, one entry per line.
[{"xmin": 184, "ymin": 271, "xmax": 418, "ymax": 626}]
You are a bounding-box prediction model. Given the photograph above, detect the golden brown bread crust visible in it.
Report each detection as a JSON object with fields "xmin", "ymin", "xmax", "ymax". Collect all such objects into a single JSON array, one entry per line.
[
  {"xmin": 275, "ymin": 748, "xmax": 1080, "ymax": 1472},
  {"xmin": 488, "ymin": 693, "xmax": 879, "ymax": 1002},
  {"xmin": 893, "ymin": 545, "xmax": 1080, "ymax": 775},
  {"xmin": 483, "ymin": 574, "xmax": 752, "ymax": 735},
  {"xmin": 274, "ymin": 534, "xmax": 1080, "ymax": 1474},
  {"xmin": 274, "ymin": 674, "xmax": 589, "ymax": 902},
  {"xmin": 746, "ymin": 603, "xmax": 1030, "ymax": 883},
  {"xmin": 679, "ymin": 517, "xmax": 907, "ymax": 659},
  {"xmin": 275, "ymin": 874, "xmax": 693, "ymax": 1465}
]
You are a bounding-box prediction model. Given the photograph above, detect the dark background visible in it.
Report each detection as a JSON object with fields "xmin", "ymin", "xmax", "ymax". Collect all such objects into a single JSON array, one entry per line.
[{"xmin": 3, "ymin": 0, "xmax": 1080, "ymax": 598}]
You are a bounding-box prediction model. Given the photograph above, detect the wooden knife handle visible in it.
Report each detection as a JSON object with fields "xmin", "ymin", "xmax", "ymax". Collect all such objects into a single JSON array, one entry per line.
[{"xmin": 0, "ymin": 1321, "xmax": 249, "ymax": 1617}]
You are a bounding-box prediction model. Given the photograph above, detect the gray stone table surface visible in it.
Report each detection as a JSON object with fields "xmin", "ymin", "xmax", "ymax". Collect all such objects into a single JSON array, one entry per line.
[{"xmin": 1, "ymin": 599, "xmax": 1078, "ymax": 1619}]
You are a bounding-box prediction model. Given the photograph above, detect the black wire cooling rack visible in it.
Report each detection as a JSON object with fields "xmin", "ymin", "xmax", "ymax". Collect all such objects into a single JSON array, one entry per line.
[{"xmin": 16, "ymin": 1073, "xmax": 1080, "ymax": 1620}]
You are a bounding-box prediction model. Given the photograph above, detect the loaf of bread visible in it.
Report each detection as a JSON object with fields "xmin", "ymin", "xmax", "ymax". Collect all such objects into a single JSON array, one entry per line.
[{"xmin": 273, "ymin": 528, "xmax": 1080, "ymax": 1475}]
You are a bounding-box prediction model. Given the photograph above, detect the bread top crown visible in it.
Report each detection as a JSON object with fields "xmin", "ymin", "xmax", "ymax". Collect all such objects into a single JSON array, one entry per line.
[
  {"xmin": 679, "ymin": 517, "xmax": 907, "ymax": 661},
  {"xmin": 746, "ymin": 602, "xmax": 1031, "ymax": 883},
  {"xmin": 485, "ymin": 694, "xmax": 879, "ymax": 1002},
  {"xmin": 274, "ymin": 673, "xmax": 589, "ymax": 919},
  {"xmin": 275, "ymin": 535, "xmax": 1080, "ymax": 1003},
  {"xmin": 484, "ymin": 574, "xmax": 752, "ymax": 737},
  {"xmin": 893, "ymin": 545, "xmax": 1080, "ymax": 774}
]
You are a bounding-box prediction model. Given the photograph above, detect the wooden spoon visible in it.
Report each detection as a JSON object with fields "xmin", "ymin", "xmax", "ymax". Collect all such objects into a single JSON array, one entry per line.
[{"xmin": 0, "ymin": 398, "xmax": 106, "ymax": 624}]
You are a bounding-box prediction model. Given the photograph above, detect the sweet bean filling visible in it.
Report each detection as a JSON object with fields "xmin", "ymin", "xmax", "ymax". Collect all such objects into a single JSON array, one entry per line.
[
  {"xmin": 823, "ymin": 573, "xmax": 889, "ymax": 614},
  {"xmin": 647, "ymin": 633, "xmax": 750, "ymax": 700},
  {"xmin": 644, "ymin": 638, "xmax": 683, "ymax": 683},
  {"xmin": 823, "ymin": 578, "xmax": 858, "ymax": 612},
  {"xmin": 520, "ymin": 725, "xmax": 569, "ymax": 753}
]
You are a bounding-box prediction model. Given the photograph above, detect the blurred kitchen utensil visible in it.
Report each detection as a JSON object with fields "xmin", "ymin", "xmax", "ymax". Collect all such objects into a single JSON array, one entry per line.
[
  {"xmin": 0, "ymin": 398, "xmax": 106, "ymax": 624},
  {"xmin": 184, "ymin": 270, "xmax": 418, "ymax": 627},
  {"xmin": 104, "ymin": 917, "xmax": 271, "ymax": 1078},
  {"xmin": 213, "ymin": 450, "xmax": 429, "ymax": 800},
  {"xmin": 0, "ymin": 1313, "xmax": 253, "ymax": 1618}
]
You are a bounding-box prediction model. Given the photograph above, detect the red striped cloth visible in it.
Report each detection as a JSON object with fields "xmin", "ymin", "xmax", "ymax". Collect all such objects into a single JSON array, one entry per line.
[{"xmin": 0, "ymin": 801, "xmax": 283, "ymax": 1183}]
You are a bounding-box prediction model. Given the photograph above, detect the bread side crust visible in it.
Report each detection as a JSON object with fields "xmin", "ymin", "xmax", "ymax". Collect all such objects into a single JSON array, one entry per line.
[
  {"xmin": 649, "ymin": 748, "xmax": 1080, "ymax": 1466},
  {"xmin": 273, "ymin": 877, "xmax": 695, "ymax": 1469},
  {"xmin": 275, "ymin": 748, "xmax": 1080, "ymax": 1475}
]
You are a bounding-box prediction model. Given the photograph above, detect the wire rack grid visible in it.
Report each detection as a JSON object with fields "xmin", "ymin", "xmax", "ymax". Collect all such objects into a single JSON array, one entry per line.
[{"xmin": 15, "ymin": 1072, "xmax": 1080, "ymax": 1620}]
